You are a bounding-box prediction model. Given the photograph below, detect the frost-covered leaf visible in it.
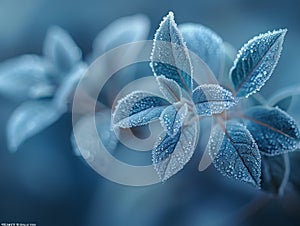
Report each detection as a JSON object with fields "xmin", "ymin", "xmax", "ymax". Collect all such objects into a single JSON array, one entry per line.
[
  {"xmin": 268, "ymin": 86, "xmax": 299, "ymax": 112},
  {"xmin": 179, "ymin": 23, "xmax": 224, "ymax": 78},
  {"xmin": 53, "ymin": 63, "xmax": 87, "ymax": 112},
  {"xmin": 93, "ymin": 14, "xmax": 150, "ymax": 56},
  {"xmin": 112, "ymin": 91, "xmax": 170, "ymax": 128},
  {"xmin": 153, "ymin": 120, "xmax": 198, "ymax": 181},
  {"xmin": 72, "ymin": 110, "xmax": 118, "ymax": 156},
  {"xmin": 208, "ymin": 121, "xmax": 261, "ymax": 187},
  {"xmin": 230, "ymin": 29, "xmax": 287, "ymax": 98},
  {"xmin": 160, "ymin": 103, "xmax": 188, "ymax": 137},
  {"xmin": 261, "ymin": 154, "xmax": 289, "ymax": 195},
  {"xmin": 0, "ymin": 55, "xmax": 51, "ymax": 99},
  {"xmin": 244, "ymin": 106, "xmax": 300, "ymax": 156},
  {"xmin": 150, "ymin": 12, "xmax": 193, "ymax": 94},
  {"xmin": 192, "ymin": 84, "xmax": 236, "ymax": 116},
  {"xmin": 156, "ymin": 75, "xmax": 182, "ymax": 103},
  {"xmin": 7, "ymin": 100, "xmax": 62, "ymax": 152},
  {"xmin": 43, "ymin": 26, "xmax": 82, "ymax": 72}
]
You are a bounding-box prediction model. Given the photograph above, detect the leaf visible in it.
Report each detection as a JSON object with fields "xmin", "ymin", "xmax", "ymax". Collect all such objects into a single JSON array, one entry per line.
[
  {"xmin": 43, "ymin": 26, "xmax": 82, "ymax": 72},
  {"xmin": 53, "ymin": 63, "xmax": 87, "ymax": 112},
  {"xmin": 150, "ymin": 12, "xmax": 193, "ymax": 94},
  {"xmin": 272, "ymin": 96, "xmax": 293, "ymax": 111},
  {"xmin": 156, "ymin": 75, "xmax": 182, "ymax": 103},
  {"xmin": 160, "ymin": 103, "xmax": 188, "ymax": 137},
  {"xmin": 261, "ymin": 154, "xmax": 289, "ymax": 195},
  {"xmin": 72, "ymin": 110, "xmax": 118, "ymax": 156},
  {"xmin": 244, "ymin": 106, "xmax": 300, "ymax": 156},
  {"xmin": 112, "ymin": 91, "xmax": 170, "ymax": 128},
  {"xmin": 289, "ymin": 150, "xmax": 300, "ymax": 193},
  {"xmin": 0, "ymin": 55, "xmax": 51, "ymax": 99},
  {"xmin": 93, "ymin": 14, "xmax": 150, "ymax": 56},
  {"xmin": 7, "ymin": 100, "xmax": 62, "ymax": 152},
  {"xmin": 230, "ymin": 29, "xmax": 287, "ymax": 98},
  {"xmin": 208, "ymin": 121, "xmax": 261, "ymax": 187},
  {"xmin": 192, "ymin": 84, "xmax": 236, "ymax": 116},
  {"xmin": 179, "ymin": 23, "xmax": 224, "ymax": 78},
  {"xmin": 152, "ymin": 120, "xmax": 198, "ymax": 181}
]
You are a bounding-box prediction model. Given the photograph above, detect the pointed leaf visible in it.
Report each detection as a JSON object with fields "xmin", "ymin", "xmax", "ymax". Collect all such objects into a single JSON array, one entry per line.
[
  {"xmin": 93, "ymin": 14, "xmax": 150, "ymax": 56},
  {"xmin": 0, "ymin": 55, "xmax": 51, "ymax": 99},
  {"xmin": 179, "ymin": 23, "xmax": 224, "ymax": 78},
  {"xmin": 160, "ymin": 103, "xmax": 188, "ymax": 137},
  {"xmin": 150, "ymin": 12, "xmax": 193, "ymax": 94},
  {"xmin": 43, "ymin": 26, "xmax": 82, "ymax": 72},
  {"xmin": 208, "ymin": 121, "xmax": 261, "ymax": 187},
  {"xmin": 112, "ymin": 91, "xmax": 170, "ymax": 128},
  {"xmin": 261, "ymin": 154, "xmax": 289, "ymax": 195},
  {"xmin": 271, "ymin": 96, "xmax": 293, "ymax": 112},
  {"xmin": 192, "ymin": 84, "xmax": 236, "ymax": 116},
  {"xmin": 230, "ymin": 29, "xmax": 287, "ymax": 98},
  {"xmin": 7, "ymin": 100, "xmax": 62, "ymax": 152},
  {"xmin": 156, "ymin": 75, "xmax": 182, "ymax": 103},
  {"xmin": 244, "ymin": 106, "xmax": 300, "ymax": 156},
  {"xmin": 153, "ymin": 120, "xmax": 198, "ymax": 181}
]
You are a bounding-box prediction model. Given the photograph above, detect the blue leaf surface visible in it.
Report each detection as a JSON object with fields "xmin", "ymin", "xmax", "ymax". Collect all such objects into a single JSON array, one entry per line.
[
  {"xmin": 43, "ymin": 26, "xmax": 82, "ymax": 72},
  {"xmin": 179, "ymin": 23, "xmax": 224, "ymax": 78},
  {"xmin": 153, "ymin": 120, "xmax": 198, "ymax": 181},
  {"xmin": 0, "ymin": 55, "xmax": 51, "ymax": 99},
  {"xmin": 230, "ymin": 29, "xmax": 287, "ymax": 98},
  {"xmin": 261, "ymin": 154, "xmax": 289, "ymax": 195},
  {"xmin": 72, "ymin": 110, "xmax": 118, "ymax": 156},
  {"xmin": 160, "ymin": 103, "xmax": 188, "ymax": 137},
  {"xmin": 112, "ymin": 91, "xmax": 170, "ymax": 128},
  {"xmin": 53, "ymin": 63, "xmax": 87, "ymax": 112},
  {"xmin": 93, "ymin": 14, "xmax": 150, "ymax": 56},
  {"xmin": 7, "ymin": 100, "xmax": 62, "ymax": 152},
  {"xmin": 156, "ymin": 75, "xmax": 182, "ymax": 103},
  {"xmin": 289, "ymin": 150, "xmax": 300, "ymax": 194},
  {"xmin": 150, "ymin": 12, "xmax": 193, "ymax": 94},
  {"xmin": 244, "ymin": 106, "xmax": 300, "ymax": 156},
  {"xmin": 192, "ymin": 84, "xmax": 236, "ymax": 116},
  {"xmin": 208, "ymin": 121, "xmax": 261, "ymax": 187}
]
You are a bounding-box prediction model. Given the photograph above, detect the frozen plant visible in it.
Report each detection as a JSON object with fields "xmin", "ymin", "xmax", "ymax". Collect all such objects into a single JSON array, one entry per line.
[{"xmin": 112, "ymin": 12, "xmax": 300, "ymax": 195}]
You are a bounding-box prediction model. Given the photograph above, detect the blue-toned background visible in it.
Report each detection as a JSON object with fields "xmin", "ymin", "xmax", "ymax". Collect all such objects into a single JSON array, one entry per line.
[{"xmin": 1, "ymin": 0, "xmax": 300, "ymax": 225}]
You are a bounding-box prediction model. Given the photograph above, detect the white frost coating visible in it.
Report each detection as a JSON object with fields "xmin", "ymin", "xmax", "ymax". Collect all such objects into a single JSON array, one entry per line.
[
  {"xmin": 230, "ymin": 29, "xmax": 287, "ymax": 98},
  {"xmin": 159, "ymin": 103, "xmax": 188, "ymax": 137},
  {"xmin": 150, "ymin": 11, "xmax": 194, "ymax": 92},
  {"xmin": 153, "ymin": 120, "xmax": 198, "ymax": 182},
  {"xmin": 192, "ymin": 84, "xmax": 237, "ymax": 116},
  {"xmin": 156, "ymin": 75, "xmax": 182, "ymax": 103}
]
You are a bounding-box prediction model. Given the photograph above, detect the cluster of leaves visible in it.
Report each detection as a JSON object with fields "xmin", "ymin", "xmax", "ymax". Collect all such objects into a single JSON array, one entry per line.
[
  {"xmin": 113, "ymin": 12, "xmax": 300, "ymax": 194},
  {"xmin": 0, "ymin": 14, "xmax": 150, "ymax": 152}
]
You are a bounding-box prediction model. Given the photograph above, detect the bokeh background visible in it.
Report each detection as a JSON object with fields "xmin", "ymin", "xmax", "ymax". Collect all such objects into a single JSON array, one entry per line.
[{"xmin": 1, "ymin": 0, "xmax": 300, "ymax": 225}]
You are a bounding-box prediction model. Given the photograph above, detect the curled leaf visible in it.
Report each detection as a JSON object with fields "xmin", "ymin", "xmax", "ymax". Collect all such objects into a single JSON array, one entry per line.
[
  {"xmin": 208, "ymin": 121, "xmax": 261, "ymax": 187},
  {"xmin": 244, "ymin": 106, "xmax": 300, "ymax": 156},
  {"xmin": 112, "ymin": 91, "xmax": 170, "ymax": 128},
  {"xmin": 230, "ymin": 29, "xmax": 287, "ymax": 98},
  {"xmin": 150, "ymin": 12, "xmax": 193, "ymax": 94},
  {"xmin": 7, "ymin": 100, "xmax": 62, "ymax": 152},
  {"xmin": 192, "ymin": 84, "xmax": 236, "ymax": 116}
]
